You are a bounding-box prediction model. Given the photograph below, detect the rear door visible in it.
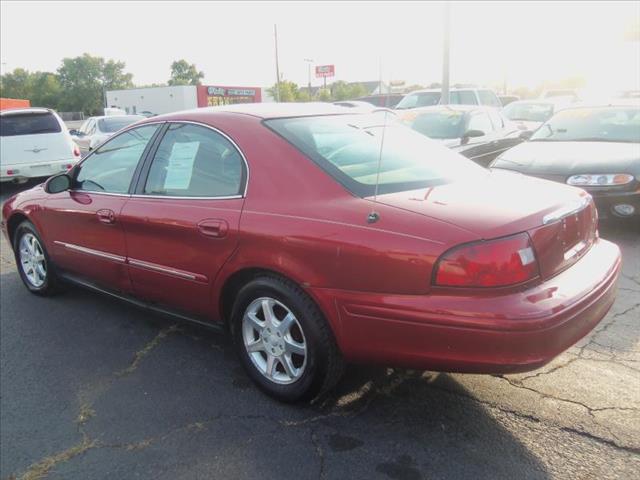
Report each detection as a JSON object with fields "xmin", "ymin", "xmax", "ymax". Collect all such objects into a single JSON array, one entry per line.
[
  {"xmin": 120, "ymin": 122, "xmax": 247, "ymax": 319},
  {"xmin": 41, "ymin": 124, "xmax": 162, "ymax": 291}
]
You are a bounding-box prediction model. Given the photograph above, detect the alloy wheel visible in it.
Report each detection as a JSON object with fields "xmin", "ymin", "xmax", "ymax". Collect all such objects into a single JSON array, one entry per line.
[
  {"xmin": 242, "ymin": 297, "xmax": 307, "ymax": 385},
  {"xmin": 18, "ymin": 233, "xmax": 47, "ymax": 288}
]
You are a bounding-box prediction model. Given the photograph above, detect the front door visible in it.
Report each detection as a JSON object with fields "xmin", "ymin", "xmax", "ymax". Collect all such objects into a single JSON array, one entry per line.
[
  {"xmin": 120, "ymin": 122, "xmax": 247, "ymax": 319},
  {"xmin": 42, "ymin": 124, "xmax": 161, "ymax": 291}
]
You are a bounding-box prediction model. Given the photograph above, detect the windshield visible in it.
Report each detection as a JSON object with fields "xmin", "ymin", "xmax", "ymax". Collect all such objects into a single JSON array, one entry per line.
[
  {"xmin": 98, "ymin": 116, "xmax": 143, "ymax": 133},
  {"xmin": 395, "ymin": 92, "xmax": 441, "ymax": 110},
  {"xmin": 503, "ymin": 102, "xmax": 554, "ymax": 123},
  {"xmin": 266, "ymin": 114, "xmax": 484, "ymax": 197},
  {"xmin": 530, "ymin": 107, "xmax": 640, "ymax": 143},
  {"xmin": 404, "ymin": 110, "xmax": 465, "ymax": 139},
  {"xmin": 1, "ymin": 112, "xmax": 61, "ymax": 136}
]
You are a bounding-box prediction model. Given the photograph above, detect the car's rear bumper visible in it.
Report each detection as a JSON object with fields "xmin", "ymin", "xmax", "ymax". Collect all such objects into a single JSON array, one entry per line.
[
  {"xmin": 1, "ymin": 158, "xmax": 78, "ymax": 182},
  {"xmin": 310, "ymin": 238, "xmax": 621, "ymax": 373}
]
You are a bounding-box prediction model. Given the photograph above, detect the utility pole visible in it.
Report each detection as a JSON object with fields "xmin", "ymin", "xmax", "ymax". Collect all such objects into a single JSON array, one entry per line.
[
  {"xmin": 274, "ymin": 24, "xmax": 281, "ymax": 102},
  {"xmin": 441, "ymin": 2, "xmax": 451, "ymax": 104},
  {"xmin": 304, "ymin": 58, "xmax": 313, "ymax": 95}
]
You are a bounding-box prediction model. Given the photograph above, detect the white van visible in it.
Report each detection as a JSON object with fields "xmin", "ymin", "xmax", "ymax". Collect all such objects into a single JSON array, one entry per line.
[{"xmin": 1, "ymin": 108, "xmax": 81, "ymax": 183}]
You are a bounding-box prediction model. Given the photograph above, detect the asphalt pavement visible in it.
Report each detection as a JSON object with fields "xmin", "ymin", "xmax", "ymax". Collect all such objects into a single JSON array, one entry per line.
[{"xmin": 1, "ymin": 180, "xmax": 639, "ymax": 480}]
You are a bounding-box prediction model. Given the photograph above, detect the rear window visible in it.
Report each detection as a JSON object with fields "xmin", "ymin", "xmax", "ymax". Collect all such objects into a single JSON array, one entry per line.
[
  {"xmin": 395, "ymin": 92, "xmax": 441, "ymax": 109},
  {"xmin": 405, "ymin": 110, "xmax": 466, "ymax": 139},
  {"xmin": 98, "ymin": 116, "xmax": 142, "ymax": 133},
  {"xmin": 0, "ymin": 112, "xmax": 61, "ymax": 137},
  {"xmin": 266, "ymin": 114, "xmax": 484, "ymax": 197}
]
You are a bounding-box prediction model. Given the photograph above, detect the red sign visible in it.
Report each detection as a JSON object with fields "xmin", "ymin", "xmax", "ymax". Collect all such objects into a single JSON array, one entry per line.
[{"xmin": 315, "ymin": 65, "xmax": 335, "ymax": 78}]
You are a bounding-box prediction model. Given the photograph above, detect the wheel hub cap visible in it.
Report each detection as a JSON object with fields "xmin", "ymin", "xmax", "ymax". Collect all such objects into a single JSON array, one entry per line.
[{"xmin": 18, "ymin": 233, "xmax": 47, "ymax": 288}]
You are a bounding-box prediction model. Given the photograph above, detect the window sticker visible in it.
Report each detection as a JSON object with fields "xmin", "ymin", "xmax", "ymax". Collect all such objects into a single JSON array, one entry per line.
[{"xmin": 164, "ymin": 141, "xmax": 200, "ymax": 189}]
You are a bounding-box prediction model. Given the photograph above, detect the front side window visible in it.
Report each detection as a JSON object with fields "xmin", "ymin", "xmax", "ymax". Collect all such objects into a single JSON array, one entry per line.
[
  {"xmin": 143, "ymin": 123, "xmax": 245, "ymax": 197},
  {"xmin": 75, "ymin": 124, "xmax": 159, "ymax": 193},
  {"xmin": 530, "ymin": 107, "xmax": 640, "ymax": 143},
  {"xmin": 0, "ymin": 112, "xmax": 61, "ymax": 137},
  {"xmin": 467, "ymin": 113, "xmax": 493, "ymax": 134},
  {"xmin": 266, "ymin": 114, "xmax": 484, "ymax": 197}
]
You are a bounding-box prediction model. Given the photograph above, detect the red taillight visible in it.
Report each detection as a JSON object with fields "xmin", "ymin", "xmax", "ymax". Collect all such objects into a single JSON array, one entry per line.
[
  {"xmin": 73, "ymin": 146, "xmax": 81, "ymax": 157},
  {"xmin": 434, "ymin": 232, "xmax": 539, "ymax": 288}
]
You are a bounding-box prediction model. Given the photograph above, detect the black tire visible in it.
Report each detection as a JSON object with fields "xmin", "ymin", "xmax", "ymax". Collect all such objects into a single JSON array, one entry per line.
[
  {"xmin": 231, "ymin": 275, "xmax": 344, "ymax": 402},
  {"xmin": 13, "ymin": 220, "xmax": 60, "ymax": 296}
]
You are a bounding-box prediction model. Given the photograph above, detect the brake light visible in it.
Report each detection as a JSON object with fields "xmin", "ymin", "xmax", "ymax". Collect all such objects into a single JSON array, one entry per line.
[
  {"xmin": 73, "ymin": 145, "xmax": 81, "ymax": 157},
  {"xmin": 434, "ymin": 232, "xmax": 539, "ymax": 287}
]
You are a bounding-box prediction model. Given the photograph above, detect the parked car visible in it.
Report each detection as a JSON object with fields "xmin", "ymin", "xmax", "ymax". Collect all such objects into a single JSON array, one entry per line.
[
  {"xmin": 499, "ymin": 95, "xmax": 520, "ymax": 106},
  {"xmin": 395, "ymin": 87, "xmax": 502, "ymax": 110},
  {"xmin": 502, "ymin": 99, "xmax": 572, "ymax": 132},
  {"xmin": 139, "ymin": 110, "xmax": 157, "ymax": 118},
  {"xmin": 355, "ymin": 94, "xmax": 405, "ymax": 108},
  {"xmin": 70, "ymin": 115, "xmax": 144, "ymax": 155},
  {"xmin": 491, "ymin": 105, "xmax": 640, "ymax": 220},
  {"xmin": 1, "ymin": 108, "xmax": 81, "ymax": 183},
  {"xmin": 399, "ymin": 105, "xmax": 526, "ymax": 166},
  {"xmin": 2, "ymin": 103, "xmax": 621, "ymax": 402}
]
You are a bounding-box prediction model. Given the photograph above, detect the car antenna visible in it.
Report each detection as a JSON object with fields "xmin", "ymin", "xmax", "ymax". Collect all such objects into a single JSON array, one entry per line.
[{"xmin": 367, "ymin": 110, "xmax": 389, "ymax": 224}]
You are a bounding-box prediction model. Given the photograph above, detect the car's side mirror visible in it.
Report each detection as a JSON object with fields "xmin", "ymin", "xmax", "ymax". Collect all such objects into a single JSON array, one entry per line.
[
  {"xmin": 69, "ymin": 129, "xmax": 82, "ymax": 136},
  {"xmin": 461, "ymin": 129, "xmax": 484, "ymax": 145},
  {"xmin": 44, "ymin": 174, "xmax": 72, "ymax": 194},
  {"xmin": 519, "ymin": 130, "xmax": 534, "ymax": 140}
]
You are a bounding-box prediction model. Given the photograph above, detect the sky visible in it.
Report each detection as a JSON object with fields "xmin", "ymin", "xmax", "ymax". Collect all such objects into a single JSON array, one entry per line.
[{"xmin": 1, "ymin": 1, "xmax": 639, "ymax": 93}]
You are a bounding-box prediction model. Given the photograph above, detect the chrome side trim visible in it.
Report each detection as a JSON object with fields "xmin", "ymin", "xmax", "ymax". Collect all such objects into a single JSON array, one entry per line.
[
  {"xmin": 129, "ymin": 194, "xmax": 242, "ymax": 201},
  {"xmin": 542, "ymin": 196, "xmax": 591, "ymax": 225},
  {"xmin": 128, "ymin": 258, "xmax": 201, "ymax": 281},
  {"xmin": 68, "ymin": 190, "xmax": 131, "ymax": 198},
  {"xmin": 53, "ymin": 241, "xmax": 126, "ymax": 263}
]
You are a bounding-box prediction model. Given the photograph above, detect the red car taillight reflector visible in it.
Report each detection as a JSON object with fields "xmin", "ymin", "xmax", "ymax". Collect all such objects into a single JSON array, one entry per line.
[{"xmin": 434, "ymin": 232, "xmax": 539, "ymax": 287}]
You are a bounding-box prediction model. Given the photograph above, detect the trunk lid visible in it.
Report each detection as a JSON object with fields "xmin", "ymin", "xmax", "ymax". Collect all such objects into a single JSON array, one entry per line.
[{"xmin": 371, "ymin": 169, "xmax": 597, "ymax": 280}]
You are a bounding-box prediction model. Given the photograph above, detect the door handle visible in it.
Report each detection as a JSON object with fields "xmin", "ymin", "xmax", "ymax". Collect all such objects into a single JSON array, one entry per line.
[
  {"xmin": 197, "ymin": 219, "xmax": 228, "ymax": 238},
  {"xmin": 97, "ymin": 209, "xmax": 116, "ymax": 225}
]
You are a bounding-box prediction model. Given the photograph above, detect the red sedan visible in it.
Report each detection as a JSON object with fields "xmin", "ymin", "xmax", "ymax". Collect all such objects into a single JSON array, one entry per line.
[{"xmin": 1, "ymin": 104, "xmax": 621, "ymax": 402}]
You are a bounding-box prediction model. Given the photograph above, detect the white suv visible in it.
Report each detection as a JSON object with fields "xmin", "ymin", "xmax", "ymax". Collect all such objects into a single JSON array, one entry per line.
[
  {"xmin": 395, "ymin": 87, "xmax": 502, "ymax": 110},
  {"xmin": 1, "ymin": 108, "xmax": 81, "ymax": 183}
]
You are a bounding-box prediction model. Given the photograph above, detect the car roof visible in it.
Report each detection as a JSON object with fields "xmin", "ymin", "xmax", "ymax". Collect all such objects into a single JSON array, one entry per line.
[
  {"xmin": 152, "ymin": 102, "xmax": 354, "ymax": 121},
  {"xmin": 409, "ymin": 104, "xmax": 482, "ymax": 114},
  {"xmin": 0, "ymin": 107, "xmax": 52, "ymax": 116}
]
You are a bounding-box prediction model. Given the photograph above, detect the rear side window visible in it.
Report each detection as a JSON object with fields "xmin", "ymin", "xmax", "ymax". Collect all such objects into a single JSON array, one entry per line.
[
  {"xmin": 450, "ymin": 90, "xmax": 478, "ymax": 105},
  {"xmin": 0, "ymin": 112, "xmax": 61, "ymax": 137},
  {"xmin": 143, "ymin": 123, "xmax": 245, "ymax": 197}
]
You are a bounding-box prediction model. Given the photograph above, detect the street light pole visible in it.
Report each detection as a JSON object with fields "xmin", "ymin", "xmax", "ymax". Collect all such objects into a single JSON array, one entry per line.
[
  {"xmin": 441, "ymin": 2, "xmax": 451, "ymax": 104},
  {"xmin": 274, "ymin": 24, "xmax": 281, "ymax": 102}
]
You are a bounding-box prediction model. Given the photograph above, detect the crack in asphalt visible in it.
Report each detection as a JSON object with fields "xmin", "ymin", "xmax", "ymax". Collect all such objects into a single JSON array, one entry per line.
[
  {"xmin": 310, "ymin": 430, "xmax": 326, "ymax": 480},
  {"xmin": 116, "ymin": 324, "xmax": 180, "ymax": 377}
]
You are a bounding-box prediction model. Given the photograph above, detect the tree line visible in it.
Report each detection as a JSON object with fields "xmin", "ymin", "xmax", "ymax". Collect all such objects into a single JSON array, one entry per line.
[{"xmin": 0, "ymin": 55, "xmax": 204, "ymax": 115}]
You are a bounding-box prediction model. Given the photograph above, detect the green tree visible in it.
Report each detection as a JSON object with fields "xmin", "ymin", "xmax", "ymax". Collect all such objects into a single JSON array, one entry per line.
[
  {"xmin": 168, "ymin": 60, "xmax": 204, "ymax": 86},
  {"xmin": 330, "ymin": 81, "xmax": 367, "ymax": 101},
  {"xmin": 267, "ymin": 80, "xmax": 300, "ymax": 102},
  {"xmin": 57, "ymin": 53, "xmax": 134, "ymax": 114},
  {"xmin": 0, "ymin": 68, "xmax": 62, "ymax": 110},
  {"xmin": 316, "ymin": 88, "xmax": 332, "ymax": 102}
]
